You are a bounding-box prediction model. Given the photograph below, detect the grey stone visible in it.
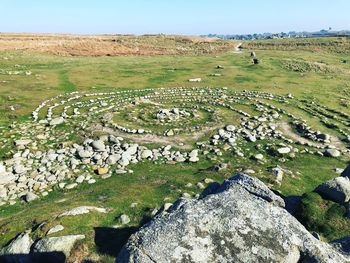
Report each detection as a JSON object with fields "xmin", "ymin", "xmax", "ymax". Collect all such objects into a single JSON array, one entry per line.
[
  {"xmin": 24, "ymin": 192, "xmax": 39, "ymax": 202},
  {"xmin": 120, "ymin": 214, "xmax": 130, "ymax": 225},
  {"xmin": 117, "ymin": 174, "xmax": 348, "ymax": 263},
  {"xmin": 59, "ymin": 206, "xmax": 107, "ymax": 217},
  {"xmin": 33, "ymin": 234, "xmax": 85, "ymax": 257},
  {"xmin": 0, "ymin": 232, "xmax": 33, "ymax": 255},
  {"xmin": 324, "ymin": 148, "xmax": 341, "ymax": 158},
  {"xmin": 315, "ymin": 177, "xmax": 350, "ymax": 203},
  {"xmin": 47, "ymin": 225, "xmax": 65, "ymax": 235},
  {"xmin": 49, "ymin": 117, "xmax": 64, "ymax": 126},
  {"xmin": 277, "ymin": 147, "xmax": 291, "ymax": 154},
  {"xmin": 91, "ymin": 140, "xmax": 106, "ymax": 151}
]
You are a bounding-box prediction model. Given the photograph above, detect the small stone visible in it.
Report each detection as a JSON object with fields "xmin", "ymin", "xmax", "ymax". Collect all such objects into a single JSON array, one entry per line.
[
  {"xmin": 24, "ymin": 192, "xmax": 39, "ymax": 202},
  {"xmin": 254, "ymin": 154, "xmax": 264, "ymax": 161},
  {"xmin": 277, "ymin": 147, "xmax": 291, "ymax": 154},
  {"xmin": 88, "ymin": 179, "xmax": 96, "ymax": 184},
  {"xmin": 120, "ymin": 214, "xmax": 130, "ymax": 225},
  {"xmin": 96, "ymin": 167, "xmax": 108, "ymax": 175},
  {"xmin": 76, "ymin": 175, "xmax": 85, "ymax": 183},
  {"xmin": 47, "ymin": 225, "xmax": 65, "ymax": 235},
  {"xmin": 65, "ymin": 183, "xmax": 78, "ymax": 190},
  {"xmin": 324, "ymin": 148, "xmax": 341, "ymax": 158}
]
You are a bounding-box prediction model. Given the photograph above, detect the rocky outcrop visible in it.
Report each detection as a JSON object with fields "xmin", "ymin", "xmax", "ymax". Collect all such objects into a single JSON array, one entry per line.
[
  {"xmin": 33, "ymin": 234, "xmax": 85, "ymax": 257},
  {"xmin": 117, "ymin": 174, "xmax": 350, "ymax": 263},
  {"xmin": 0, "ymin": 232, "xmax": 33, "ymax": 255}
]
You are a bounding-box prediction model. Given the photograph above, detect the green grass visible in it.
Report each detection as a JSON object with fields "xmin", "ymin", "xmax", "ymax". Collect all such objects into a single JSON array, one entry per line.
[
  {"xmin": 0, "ymin": 37, "xmax": 350, "ymax": 261},
  {"xmin": 59, "ymin": 69, "xmax": 77, "ymax": 93},
  {"xmin": 295, "ymin": 192, "xmax": 350, "ymax": 241}
]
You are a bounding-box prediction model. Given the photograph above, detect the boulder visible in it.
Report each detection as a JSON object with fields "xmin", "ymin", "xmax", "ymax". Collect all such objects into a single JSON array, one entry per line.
[
  {"xmin": 47, "ymin": 225, "xmax": 65, "ymax": 235},
  {"xmin": 33, "ymin": 234, "xmax": 85, "ymax": 257},
  {"xmin": 23, "ymin": 192, "xmax": 39, "ymax": 202},
  {"xmin": 0, "ymin": 163, "xmax": 5, "ymax": 174},
  {"xmin": 0, "ymin": 172, "xmax": 15, "ymax": 185},
  {"xmin": 14, "ymin": 139, "xmax": 32, "ymax": 147},
  {"xmin": 141, "ymin": 150, "xmax": 153, "ymax": 159},
  {"xmin": 58, "ymin": 206, "xmax": 107, "ymax": 217},
  {"xmin": 0, "ymin": 232, "xmax": 33, "ymax": 255},
  {"xmin": 117, "ymin": 174, "xmax": 348, "ymax": 263},
  {"xmin": 49, "ymin": 117, "xmax": 64, "ymax": 126},
  {"xmin": 277, "ymin": 147, "xmax": 291, "ymax": 154},
  {"xmin": 91, "ymin": 140, "xmax": 106, "ymax": 151},
  {"xmin": 324, "ymin": 148, "xmax": 341, "ymax": 158},
  {"xmin": 315, "ymin": 177, "xmax": 350, "ymax": 203}
]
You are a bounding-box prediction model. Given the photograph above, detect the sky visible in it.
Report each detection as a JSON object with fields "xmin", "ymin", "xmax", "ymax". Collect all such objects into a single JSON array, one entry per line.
[{"xmin": 1, "ymin": 0, "xmax": 350, "ymax": 35}]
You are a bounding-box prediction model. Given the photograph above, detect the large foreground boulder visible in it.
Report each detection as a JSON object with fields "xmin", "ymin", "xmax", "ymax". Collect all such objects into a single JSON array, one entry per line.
[{"xmin": 117, "ymin": 174, "xmax": 349, "ymax": 263}]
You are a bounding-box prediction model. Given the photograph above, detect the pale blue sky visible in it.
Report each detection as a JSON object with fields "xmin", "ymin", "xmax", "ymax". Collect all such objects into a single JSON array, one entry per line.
[{"xmin": 1, "ymin": 0, "xmax": 349, "ymax": 35}]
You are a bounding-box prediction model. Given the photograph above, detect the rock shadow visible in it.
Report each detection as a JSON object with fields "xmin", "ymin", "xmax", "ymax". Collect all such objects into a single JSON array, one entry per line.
[
  {"xmin": 0, "ymin": 251, "xmax": 65, "ymax": 263},
  {"xmin": 94, "ymin": 226, "xmax": 138, "ymax": 257}
]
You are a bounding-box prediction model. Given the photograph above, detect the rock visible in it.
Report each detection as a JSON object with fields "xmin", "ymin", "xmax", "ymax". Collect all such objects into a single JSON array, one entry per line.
[
  {"xmin": 247, "ymin": 135, "xmax": 256, "ymax": 142},
  {"xmin": 78, "ymin": 150, "xmax": 93, "ymax": 159},
  {"xmin": 107, "ymin": 154, "xmax": 121, "ymax": 164},
  {"xmin": 225, "ymin": 125, "xmax": 235, "ymax": 132},
  {"xmin": 188, "ymin": 78, "xmax": 201, "ymax": 82},
  {"xmin": 59, "ymin": 206, "xmax": 107, "ymax": 217},
  {"xmin": 0, "ymin": 163, "xmax": 5, "ymax": 174},
  {"xmin": 120, "ymin": 214, "xmax": 130, "ymax": 225},
  {"xmin": 91, "ymin": 140, "xmax": 106, "ymax": 151},
  {"xmin": 324, "ymin": 148, "xmax": 341, "ymax": 158},
  {"xmin": 315, "ymin": 177, "xmax": 350, "ymax": 203},
  {"xmin": 33, "ymin": 234, "xmax": 85, "ymax": 257},
  {"xmin": 331, "ymin": 236, "xmax": 350, "ymax": 256},
  {"xmin": 96, "ymin": 167, "xmax": 108, "ymax": 175},
  {"xmin": 23, "ymin": 192, "xmax": 39, "ymax": 202},
  {"xmin": 166, "ymin": 129, "xmax": 174, "ymax": 136},
  {"xmin": 0, "ymin": 172, "xmax": 15, "ymax": 185},
  {"xmin": 189, "ymin": 156, "xmax": 199, "ymax": 162},
  {"xmin": 0, "ymin": 232, "xmax": 33, "ymax": 255},
  {"xmin": 14, "ymin": 139, "xmax": 31, "ymax": 146},
  {"xmin": 88, "ymin": 179, "xmax": 96, "ymax": 184},
  {"xmin": 76, "ymin": 175, "xmax": 85, "ymax": 183},
  {"xmin": 13, "ymin": 164, "xmax": 26, "ymax": 174},
  {"xmin": 253, "ymin": 153, "xmax": 264, "ymax": 161},
  {"xmin": 271, "ymin": 166, "xmax": 284, "ymax": 183},
  {"xmin": 213, "ymin": 163, "xmax": 228, "ymax": 172},
  {"xmin": 141, "ymin": 149, "xmax": 153, "ymax": 159},
  {"xmin": 47, "ymin": 225, "xmax": 65, "ymax": 235},
  {"xmin": 65, "ymin": 183, "xmax": 78, "ymax": 189},
  {"xmin": 49, "ymin": 117, "xmax": 64, "ymax": 126},
  {"xmin": 277, "ymin": 147, "xmax": 291, "ymax": 154},
  {"xmin": 117, "ymin": 174, "xmax": 349, "ymax": 262}
]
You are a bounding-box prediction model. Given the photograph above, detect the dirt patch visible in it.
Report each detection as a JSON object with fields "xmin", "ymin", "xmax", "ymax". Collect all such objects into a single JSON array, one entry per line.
[
  {"xmin": 278, "ymin": 122, "xmax": 345, "ymax": 149},
  {"xmin": 0, "ymin": 33, "xmax": 236, "ymax": 56},
  {"xmin": 91, "ymin": 124, "xmax": 222, "ymax": 149}
]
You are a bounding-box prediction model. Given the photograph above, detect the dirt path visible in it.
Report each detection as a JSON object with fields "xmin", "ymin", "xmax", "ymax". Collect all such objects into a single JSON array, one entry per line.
[
  {"xmin": 278, "ymin": 122, "xmax": 345, "ymax": 149},
  {"xmin": 91, "ymin": 124, "xmax": 222, "ymax": 150}
]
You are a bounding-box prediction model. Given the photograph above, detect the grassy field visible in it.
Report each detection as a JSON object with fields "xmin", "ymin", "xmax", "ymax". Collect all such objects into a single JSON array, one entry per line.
[{"xmin": 0, "ymin": 36, "xmax": 350, "ymax": 261}]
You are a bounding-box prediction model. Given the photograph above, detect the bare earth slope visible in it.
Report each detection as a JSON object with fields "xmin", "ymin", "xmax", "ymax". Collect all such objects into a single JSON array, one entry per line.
[{"xmin": 0, "ymin": 33, "xmax": 236, "ymax": 56}]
